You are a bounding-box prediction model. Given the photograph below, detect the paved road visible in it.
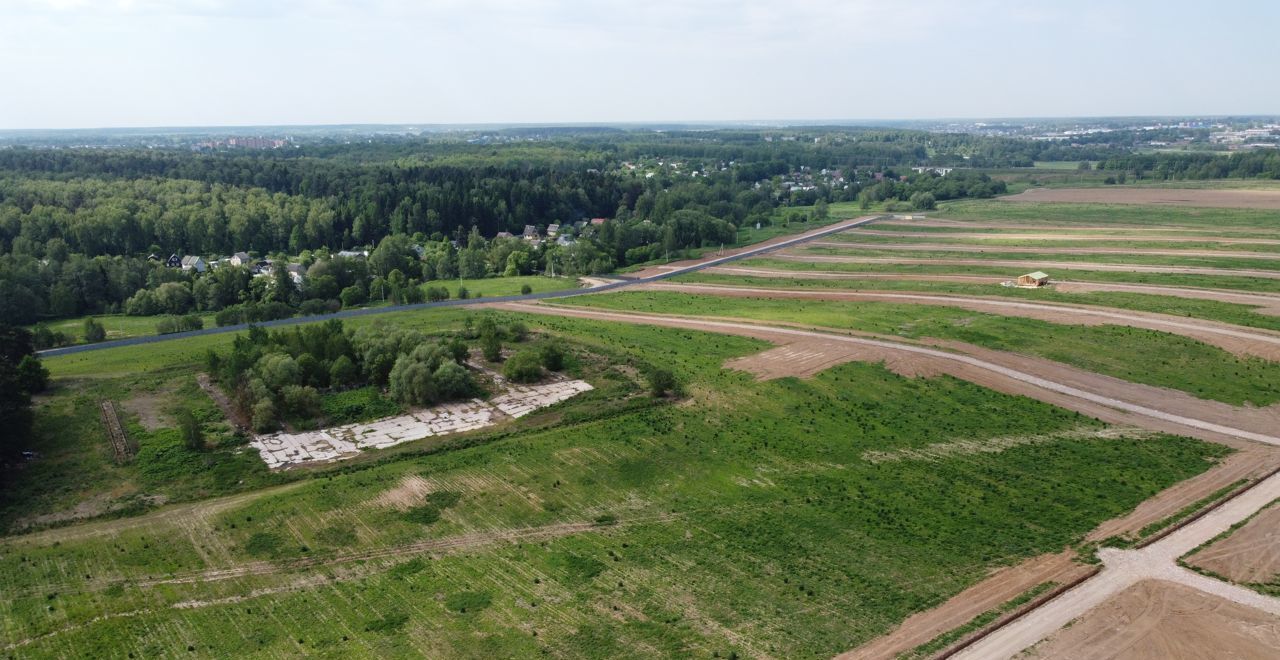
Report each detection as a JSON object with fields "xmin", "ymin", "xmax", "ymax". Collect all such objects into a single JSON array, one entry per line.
[
  {"xmin": 954, "ymin": 470, "xmax": 1280, "ymax": 659},
  {"xmin": 37, "ymin": 215, "xmax": 882, "ymax": 358}
]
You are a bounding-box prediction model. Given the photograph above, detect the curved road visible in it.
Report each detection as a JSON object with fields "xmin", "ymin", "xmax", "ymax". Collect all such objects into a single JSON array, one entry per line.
[{"xmin": 36, "ymin": 215, "xmax": 883, "ymax": 358}]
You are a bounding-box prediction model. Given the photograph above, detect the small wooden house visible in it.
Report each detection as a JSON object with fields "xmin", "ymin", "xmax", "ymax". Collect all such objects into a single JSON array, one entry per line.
[{"xmin": 1017, "ymin": 271, "xmax": 1050, "ymax": 287}]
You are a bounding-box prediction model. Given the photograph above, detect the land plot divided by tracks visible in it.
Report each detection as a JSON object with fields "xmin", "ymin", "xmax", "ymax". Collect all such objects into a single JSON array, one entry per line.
[
  {"xmin": 1184, "ymin": 500, "xmax": 1280, "ymax": 586},
  {"xmin": 810, "ymin": 240, "xmax": 1280, "ymax": 261},
  {"xmin": 701, "ymin": 266, "xmax": 1280, "ymax": 315},
  {"xmin": 774, "ymin": 252, "xmax": 1280, "ymax": 280},
  {"xmin": 1001, "ymin": 187, "xmax": 1280, "ymax": 209},
  {"xmin": 852, "ymin": 229, "xmax": 1280, "ymax": 245},
  {"xmin": 640, "ymin": 282, "xmax": 1280, "ymax": 362}
]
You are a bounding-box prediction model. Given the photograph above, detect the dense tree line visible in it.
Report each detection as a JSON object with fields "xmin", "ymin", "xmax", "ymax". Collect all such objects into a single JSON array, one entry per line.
[{"xmin": 1097, "ymin": 150, "xmax": 1280, "ymax": 180}]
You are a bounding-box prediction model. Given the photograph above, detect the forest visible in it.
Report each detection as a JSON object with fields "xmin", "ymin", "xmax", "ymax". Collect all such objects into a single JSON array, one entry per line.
[{"xmin": 2, "ymin": 126, "xmax": 1247, "ymax": 328}]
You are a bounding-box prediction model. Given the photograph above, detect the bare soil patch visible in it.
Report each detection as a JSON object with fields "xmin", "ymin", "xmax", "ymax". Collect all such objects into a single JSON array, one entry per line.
[
  {"xmin": 877, "ymin": 219, "xmax": 1271, "ymax": 233},
  {"xmin": 704, "ymin": 266, "xmax": 1006, "ymax": 284},
  {"xmin": 1002, "ymin": 186, "xmax": 1280, "ymax": 209},
  {"xmin": 1186, "ymin": 501, "xmax": 1280, "ymax": 585},
  {"xmin": 119, "ymin": 385, "xmax": 176, "ymax": 431},
  {"xmin": 1027, "ymin": 579, "xmax": 1280, "ymax": 659}
]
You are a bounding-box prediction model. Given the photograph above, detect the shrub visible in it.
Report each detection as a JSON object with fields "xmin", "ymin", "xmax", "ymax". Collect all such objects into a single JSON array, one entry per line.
[
  {"xmin": 329, "ymin": 355, "xmax": 359, "ymax": 388},
  {"xmin": 252, "ymin": 399, "xmax": 277, "ymax": 433},
  {"xmin": 480, "ymin": 330, "xmax": 502, "ymax": 362},
  {"xmin": 444, "ymin": 591, "xmax": 492, "ymax": 613},
  {"xmin": 157, "ymin": 314, "xmax": 203, "ymax": 335},
  {"xmin": 456, "ymin": 285, "xmax": 469, "ymax": 300},
  {"xmin": 539, "ymin": 343, "xmax": 565, "ymax": 371},
  {"xmin": 83, "ymin": 318, "xmax": 106, "ymax": 343},
  {"xmin": 645, "ymin": 368, "xmax": 678, "ymax": 397},
  {"xmin": 339, "ymin": 285, "xmax": 367, "ymax": 308},
  {"xmin": 502, "ymin": 350, "xmax": 543, "ymax": 383},
  {"xmin": 280, "ymin": 385, "xmax": 322, "ymax": 419},
  {"xmin": 426, "ymin": 286, "xmax": 450, "ymax": 302},
  {"xmin": 520, "ymin": 283, "xmax": 533, "ymax": 295},
  {"xmin": 215, "ymin": 306, "xmax": 244, "ymax": 327},
  {"xmin": 507, "ymin": 321, "xmax": 529, "ymax": 342}
]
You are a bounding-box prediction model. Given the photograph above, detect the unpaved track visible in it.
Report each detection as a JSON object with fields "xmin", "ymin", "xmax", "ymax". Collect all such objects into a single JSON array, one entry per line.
[
  {"xmin": 954, "ymin": 470, "xmax": 1280, "ymax": 659},
  {"xmin": 774, "ymin": 253, "xmax": 1280, "ymax": 280},
  {"xmin": 492, "ymin": 302, "xmax": 1280, "ymax": 447},
  {"xmin": 1001, "ymin": 187, "xmax": 1280, "ymax": 209},
  {"xmin": 809, "ymin": 240, "xmax": 1280, "ymax": 261},
  {"xmin": 852, "ymin": 229, "xmax": 1280, "ymax": 245},
  {"xmin": 702, "ymin": 266, "xmax": 1280, "ymax": 314},
  {"xmin": 1026, "ymin": 580, "xmax": 1280, "ymax": 659},
  {"xmin": 641, "ymin": 282, "xmax": 1280, "ymax": 361}
]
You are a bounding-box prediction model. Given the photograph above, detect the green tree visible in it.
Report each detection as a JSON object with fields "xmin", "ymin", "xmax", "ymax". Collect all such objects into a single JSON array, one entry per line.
[
  {"xmin": 176, "ymin": 408, "xmax": 204, "ymax": 451},
  {"xmin": 329, "ymin": 355, "xmax": 359, "ymax": 388}
]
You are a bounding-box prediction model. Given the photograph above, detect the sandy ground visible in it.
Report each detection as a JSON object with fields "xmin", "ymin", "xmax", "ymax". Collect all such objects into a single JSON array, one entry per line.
[
  {"xmin": 809, "ymin": 240, "xmax": 1280, "ymax": 261},
  {"xmin": 774, "ymin": 253, "xmax": 1280, "ymax": 280},
  {"xmin": 702, "ymin": 266, "xmax": 1280, "ymax": 315},
  {"xmin": 853, "ymin": 229, "xmax": 1280, "ymax": 245},
  {"xmin": 642, "ymin": 282, "xmax": 1280, "ymax": 362},
  {"xmin": 1025, "ymin": 580, "xmax": 1280, "ymax": 659},
  {"xmin": 1186, "ymin": 501, "xmax": 1280, "ymax": 585},
  {"xmin": 955, "ymin": 470, "xmax": 1280, "ymax": 659},
  {"xmin": 623, "ymin": 215, "xmax": 880, "ymax": 279},
  {"xmin": 1001, "ymin": 187, "xmax": 1280, "ymax": 209}
]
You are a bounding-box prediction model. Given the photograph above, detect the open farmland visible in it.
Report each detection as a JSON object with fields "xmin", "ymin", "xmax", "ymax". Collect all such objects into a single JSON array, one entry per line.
[{"xmin": 7, "ymin": 181, "xmax": 1280, "ymax": 660}]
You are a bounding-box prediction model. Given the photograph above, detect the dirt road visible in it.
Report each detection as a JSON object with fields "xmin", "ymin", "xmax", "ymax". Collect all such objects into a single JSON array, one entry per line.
[
  {"xmin": 773, "ymin": 253, "xmax": 1280, "ymax": 280},
  {"xmin": 641, "ymin": 282, "xmax": 1280, "ymax": 361},
  {"xmin": 1000, "ymin": 187, "xmax": 1280, "ymax": 209},
  {"xmin": 808, "ymin": 241, "xmax": 1280, "ymax": 261},
  {"xmin": 953, "ymin": 470, "xmax": 1280, "ymax": 659}
]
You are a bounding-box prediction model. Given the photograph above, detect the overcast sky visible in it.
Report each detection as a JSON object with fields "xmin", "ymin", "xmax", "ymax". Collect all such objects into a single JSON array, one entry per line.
[{"xmin": 2, "ymin": 0, "xmax": 1277, "ymax": 129}]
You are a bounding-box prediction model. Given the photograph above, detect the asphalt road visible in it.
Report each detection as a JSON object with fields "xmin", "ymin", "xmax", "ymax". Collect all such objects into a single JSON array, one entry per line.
[{"xmin": 37, "ymin": 215, "xmax": 882, "ymax": 358}]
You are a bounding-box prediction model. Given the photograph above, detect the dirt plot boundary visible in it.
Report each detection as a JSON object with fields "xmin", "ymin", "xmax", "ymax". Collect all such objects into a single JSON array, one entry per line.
[
  {"xmin": 1138, "ymin": 464, "xmax": 1280, "ymax": 550},
  {"xmin": 98, "ymin": 401, "xmax": 135, "ymax": 463}
]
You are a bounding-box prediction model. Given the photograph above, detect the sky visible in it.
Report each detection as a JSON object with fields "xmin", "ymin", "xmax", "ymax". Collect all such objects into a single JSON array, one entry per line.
[{"xmin": 1, "ymin": 0, "xmax": 1277, "ymax": 129}]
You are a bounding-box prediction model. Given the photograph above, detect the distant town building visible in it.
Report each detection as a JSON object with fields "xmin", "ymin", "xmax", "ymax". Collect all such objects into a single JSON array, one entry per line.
[{"xmin": 180, "ymin": 256, "xmax": 207, "ymax": 273}]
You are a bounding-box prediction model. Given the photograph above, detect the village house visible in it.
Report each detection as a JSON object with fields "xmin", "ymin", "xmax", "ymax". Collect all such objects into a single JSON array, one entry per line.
[
  {"xmin": 495, "ymin": 231, "xmax": 514, "ymax": 240},
  {"xmin": 164, "ymin": 253, "xmax": 182, "ymax": 268},
  {"xmin": 522, "ymin": 225, "xmax": 540, "ymax": 241},
  {"xmin": 180, "ymin": 255, "xmax": 206, "ymax": 273},
  {"xmin": 546, "ymin": 223, "xmax": 560, "ymax": 237},
  {"xmin": 336, "ymin": 249, "xmax": 367, "ymax": 259},
  {"xmin": 229, "ymin": 251, "xmax": 252, "ymax": 267},
  {"xmin": 286, "ymin": 263, "xmax": 306, "ymax": 288}
]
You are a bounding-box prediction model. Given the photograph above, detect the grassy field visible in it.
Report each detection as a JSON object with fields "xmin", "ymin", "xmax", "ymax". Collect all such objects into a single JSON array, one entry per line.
[
  {"xmin": 564, "ymin": 290, "xmax": 1280, "ymax": 407},
  {"xmin": 0, "ymin": 310, "xmax": 1225, "ymax": 658},
  {"xmin": 673, "ymin": 272, "xmax": 1280, "ymax": 333}
]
